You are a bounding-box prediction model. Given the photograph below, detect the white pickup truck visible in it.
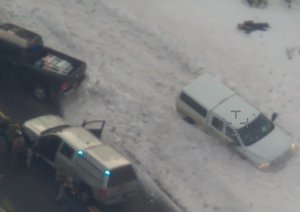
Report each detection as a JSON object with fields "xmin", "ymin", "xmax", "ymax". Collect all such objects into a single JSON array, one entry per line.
[
  {"xmin": 176, "ymin": 74, "xmax": 296, "ymax": 169},
  {"xmin": 22, "ymin": 115, "xmax": 139, "ymax": 204}
]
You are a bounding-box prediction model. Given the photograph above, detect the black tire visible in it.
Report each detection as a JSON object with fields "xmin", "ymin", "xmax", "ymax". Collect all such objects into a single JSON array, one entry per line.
[
  {"xmin": 30, "ymin": 83, "xmax": 49, "ymax": 101},
  {"xmin": 79, "ymin": 189, "xmax": 92, "ymax": 204},
  {"xmin": 75, "ymin": 181, "xmax": 92, "ymax": 204},
  {"xmin": 184, "ymin": 116, "xmax": 195, "ymax": 125}
]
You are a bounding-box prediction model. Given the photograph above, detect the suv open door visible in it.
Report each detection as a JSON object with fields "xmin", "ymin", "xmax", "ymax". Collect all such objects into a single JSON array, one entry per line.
[{"xmin": 81, "ymin": 120, "xmax": 106, "ymax": 139}]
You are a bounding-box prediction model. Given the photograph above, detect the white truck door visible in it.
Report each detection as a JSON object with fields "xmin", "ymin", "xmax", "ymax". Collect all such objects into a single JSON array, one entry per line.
[
  {"xmin": 207, "ymin": 115, "xmax": 226, "ymax": 141},
  {"xmin": 224, "ymin": 126, "xmax": 245, "ymax": 154}
]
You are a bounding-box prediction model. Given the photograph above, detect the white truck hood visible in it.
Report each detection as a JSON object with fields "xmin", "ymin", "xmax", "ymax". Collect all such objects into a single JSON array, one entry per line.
[
  {"xmin": 246, "ymin": 126, "xmax": 291, "ymax": 162},
  {"xmin": 23, "ymin": 115, "xmax": 68, "ymax": 136}
]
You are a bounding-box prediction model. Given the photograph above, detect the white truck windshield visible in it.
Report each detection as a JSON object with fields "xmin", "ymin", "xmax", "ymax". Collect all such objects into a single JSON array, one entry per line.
[{"xmin": 238, "ymin": 114, "xmax": 274, "ymax": 146}]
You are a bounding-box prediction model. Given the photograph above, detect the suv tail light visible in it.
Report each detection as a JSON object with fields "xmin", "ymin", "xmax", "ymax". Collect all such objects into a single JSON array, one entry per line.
[
  {"xmin": 60, "ymin": 82, "xmax": 69, "ymax": 91},
  {"xmin": 99, "ymin": 189, "xmax": 108, "ymax": 199}
]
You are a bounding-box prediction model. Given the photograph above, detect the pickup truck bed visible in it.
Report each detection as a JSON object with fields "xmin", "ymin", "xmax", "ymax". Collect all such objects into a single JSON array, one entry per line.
[
  {"xmin": 29, "ymin": 47, "xmax": 84, "ymax": 76},
  {"xmin": 0, "ymin": 23, "xmax": 86, "ymax": 101}
]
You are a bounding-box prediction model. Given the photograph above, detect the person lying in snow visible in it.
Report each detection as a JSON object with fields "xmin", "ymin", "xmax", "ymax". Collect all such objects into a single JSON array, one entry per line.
[{"xmin": 237, "ymin": 20, "xmax": 269, "ymax": 33}]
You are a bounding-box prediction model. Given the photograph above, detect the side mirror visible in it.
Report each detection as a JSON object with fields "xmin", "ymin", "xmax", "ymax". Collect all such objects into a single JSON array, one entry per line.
[{"xmin": 271, "ymin": 112, "xmax": 278, "ymax": 122}]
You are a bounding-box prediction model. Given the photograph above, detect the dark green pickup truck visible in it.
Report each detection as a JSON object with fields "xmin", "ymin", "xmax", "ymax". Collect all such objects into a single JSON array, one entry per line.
[{"xmin": 0, "ymin": 23, "xmax": 86, "ymax": 101}]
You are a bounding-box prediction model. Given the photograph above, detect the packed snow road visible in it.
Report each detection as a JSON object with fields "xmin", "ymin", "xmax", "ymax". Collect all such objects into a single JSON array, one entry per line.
[{"xmin": 1, "ymin": 0, "xmax": 300, "ymax": 212}]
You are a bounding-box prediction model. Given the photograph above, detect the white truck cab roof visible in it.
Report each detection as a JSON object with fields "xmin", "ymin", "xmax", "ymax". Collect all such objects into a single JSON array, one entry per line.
[{"xmin": 213, "ymin": 95, "xmax": 260, "ymax": 129}]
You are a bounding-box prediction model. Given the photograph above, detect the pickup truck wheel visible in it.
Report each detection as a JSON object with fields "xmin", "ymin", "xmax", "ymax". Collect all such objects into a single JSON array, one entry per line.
[
  {"xmin": 31, "ymin": 84, "xmax": 48, "ymax": 101},
  {"xmin": 184, "ymin": 116, "xmax": 195, "ymax": 125}
]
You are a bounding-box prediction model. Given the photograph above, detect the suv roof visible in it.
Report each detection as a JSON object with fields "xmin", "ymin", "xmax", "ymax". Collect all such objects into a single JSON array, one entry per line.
[
  {"xmin": 56, "ymin": 126, "xmax": 104, "ymax": 150},
  {"xmin": 0, "ymin": 23, "xmax": 40, "ymax": 48},
  {"xmin": 182, "ymin": 74, "xmax": 234, "ymax": 111},
  {"xmin": 86, "ymin": 145, "xmax": 130, "ymax": 169},
  {"xmin": 58, "ymin": 127, "xmax": 130, "ymax": 169}
]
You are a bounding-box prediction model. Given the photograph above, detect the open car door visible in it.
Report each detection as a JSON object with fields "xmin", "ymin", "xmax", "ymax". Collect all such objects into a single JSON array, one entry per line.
[{"xmin": 81, "ymin": 120, "xmax": 106, "ymax": 139}]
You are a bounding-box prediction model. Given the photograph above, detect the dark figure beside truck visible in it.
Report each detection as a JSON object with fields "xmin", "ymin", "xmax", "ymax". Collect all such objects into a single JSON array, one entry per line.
[{"xmin": 0, "ymin": 23, "xmax": 86, "ymax": 101}]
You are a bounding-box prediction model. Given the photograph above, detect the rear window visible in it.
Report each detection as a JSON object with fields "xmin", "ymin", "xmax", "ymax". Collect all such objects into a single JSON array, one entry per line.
[
  {"xmin": 108, "ymin": 165, "xmax": 137, "ymax": 187},
  {"xmin": 180, "ymin": 92, "xmax": 207, "ymax": 117}
]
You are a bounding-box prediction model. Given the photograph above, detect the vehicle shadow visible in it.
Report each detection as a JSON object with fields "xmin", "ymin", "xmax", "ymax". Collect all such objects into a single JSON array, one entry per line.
[{"xmin": 0, "ymin": 73, "xmax": 62, "ymax": 124}]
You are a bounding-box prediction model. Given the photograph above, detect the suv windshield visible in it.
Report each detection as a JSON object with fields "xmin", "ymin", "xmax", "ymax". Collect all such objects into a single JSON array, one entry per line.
[{"xmin": 238, "ymin": 114, "xmax": 274, "ymax": 146}]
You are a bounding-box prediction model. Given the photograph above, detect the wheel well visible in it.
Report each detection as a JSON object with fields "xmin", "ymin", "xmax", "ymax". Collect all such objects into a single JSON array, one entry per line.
[
  {"xmin": 30, "ymin": 81, "xmax": 50, "ymax": 100},
  {"xmin": 184, "ymin": 116, "xmax": 195, "ymax": 125}
]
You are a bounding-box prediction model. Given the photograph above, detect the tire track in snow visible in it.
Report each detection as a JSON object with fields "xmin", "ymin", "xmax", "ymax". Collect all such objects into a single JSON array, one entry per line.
[{"xmin": 83, "ymin": 0, "xmax": 197, "ymax": 77}]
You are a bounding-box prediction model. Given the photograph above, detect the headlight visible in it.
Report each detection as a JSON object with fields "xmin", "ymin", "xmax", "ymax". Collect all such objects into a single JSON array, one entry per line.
[
  {"xmin": 291, "ymin": 143, "xmax": 297, "ymax": 153},
  {"xmin": 258, "ymin": 162, "xmax": 270, "ymax": 169}
]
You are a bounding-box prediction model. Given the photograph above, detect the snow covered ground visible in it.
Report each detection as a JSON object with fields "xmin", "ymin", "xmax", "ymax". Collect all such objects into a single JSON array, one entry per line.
[{"xmin": 2, "ymin": 0, "xmax": 300, "ymax": 211}]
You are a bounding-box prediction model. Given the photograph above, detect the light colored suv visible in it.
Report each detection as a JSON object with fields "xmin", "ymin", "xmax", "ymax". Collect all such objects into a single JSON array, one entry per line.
[
  {"xmin": 23, "ymin": 115, "xmax": 139, "ymax": 204},
  {"xmin": 176, "ymin": 74, "xmax": 296, "ymax": 169}
]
